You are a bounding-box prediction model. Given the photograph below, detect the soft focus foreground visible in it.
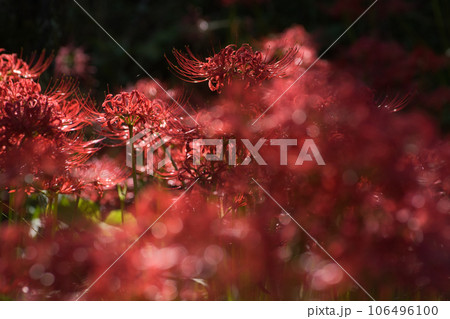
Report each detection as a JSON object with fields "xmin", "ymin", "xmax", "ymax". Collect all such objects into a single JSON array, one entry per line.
[{"xmin": 0, "ymin": 25, "xmax": 449, "ymax": 301}]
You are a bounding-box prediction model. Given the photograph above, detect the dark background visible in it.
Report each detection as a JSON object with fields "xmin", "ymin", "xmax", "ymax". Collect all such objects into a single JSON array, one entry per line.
[{"xmin": 1, "ymin": 0, "xmax": 449, "ymax": 131}]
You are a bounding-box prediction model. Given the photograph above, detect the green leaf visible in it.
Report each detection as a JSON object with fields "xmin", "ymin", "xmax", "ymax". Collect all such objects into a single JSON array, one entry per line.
[
  {"xmin": 77, "ymin": 198, "xmax": 101, "ymax": 220},
  {"xmin": 104, "ymin": 209, "xmax": 136, "ymax": 226}
]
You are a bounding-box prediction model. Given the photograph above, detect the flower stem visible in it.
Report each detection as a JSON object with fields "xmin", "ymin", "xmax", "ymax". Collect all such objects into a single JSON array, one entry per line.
[
  {"xmin": 46, "ymin": 194, "xmax": 54, "ymax": 216},
  {"xmin": 128, "ymin": 125, "xmax": 138, "ymax": 200},
  {"xmin": 117, "ymin": 184, "xmax": 126, "ymax": 225},
  {"xmin": 53, "ymin": 193, "xmax": 59, "ymax": 219},
  {"xmin": 53, "ymin": 193, "xmax": 59, "ymax": 234},
  {"xmin": 8, "ymin": 191, "xmax": 15, "ymax": 224}
]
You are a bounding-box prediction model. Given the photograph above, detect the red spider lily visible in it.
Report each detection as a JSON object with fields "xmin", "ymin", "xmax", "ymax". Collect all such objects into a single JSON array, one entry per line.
[
  {"xmin": 0, "ymin": 83, "xmax": 92, "ymax": 151},
  {"xmin": 0, "ymin": 49, "xmax": 52, "ymax": 81},
  {"xmin": 60, "ymin": 131, "xmax": 101, "ymax": 164},
  {"xmin": 36, "ymin": 172, "xmax": 86, "ymax": 195},
  {"xmin": 94, "ymin": 89, "xmax": 194, "ymax": 147},
  {"xmin": 43, "ymin": 79, "xmax": 91, "ymax": 131},
  {"xmin": 157, "ymin": 28, "xmax": 450, "ymax": 299},
  {"xmin": 1, "ymin": 25, "xmax": 450, "ymax": 302},
  {"xmin": 102, "ymin": 90, "xmax": 156, "ymax": 126},
  {"xmin": 1, "ymin": 67, "xmax": 99, "ymax": 193},
  {"xmin": 94, "ymin": 90, "xmax": 164, "ymax": 142},
  {"xmin": 73, "ymin": 155, "xmax": 130, "ymax": 194},
  {"xmin": 0, "ymin": 78, "xmax": 41, "ymax": 100},
  {"xmin": 86, "ymin": 87, "xmax": 197, "ymax": 193},
  {"xmin": 42, "ymin": 77, "xmax": 79, "ymax": 103},
  {"xmin": 0, "ymin": 98, "xmax": 63, "ymax": 154},
  {"xmin": 168, "ymin": 44, "xmax": 298, "ymax": 92},
  {"xmin": 54, "ymin": 99, "xmax": 90, "ymax": 132}
]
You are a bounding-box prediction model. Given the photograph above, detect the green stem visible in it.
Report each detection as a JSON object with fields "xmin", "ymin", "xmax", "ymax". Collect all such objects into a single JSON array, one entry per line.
[
  {"xmin": 53, "ymin": 193, "xmax": 59, "ymax": 220},
  {"xmin": 128, "ymin": 125, "xmax": 138, "ymax": 200},
  {"xmin": 53, "ymin": 193, "xmax": 59, "ymax": 233},
  {"xmin": 73, "ymin": 195, "xmax": 80, "ymax": 224},
  {"xmin": 75, "ymin": 195, "xmax": 80, "ymax": 212},
  {"xmin": 120, "ymin": 188, "xmax": 125, "ymax": 225},
  {"xmin": 117, "ymin": 184, "xmax": 127, "ymax": 225},
  {"xmin": 46, "ymin": 194, "xmax": 54, "ymax": 217},
  {"xmin": 8, "ymin": 192, "xmax": 15, "ymax": 224}
]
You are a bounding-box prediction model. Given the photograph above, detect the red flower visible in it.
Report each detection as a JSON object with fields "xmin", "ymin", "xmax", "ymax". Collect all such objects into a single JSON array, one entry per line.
[
  {"xmin": 0, "ymin": 96, "xmax": 60, "ymax": 144},
  {"xmin": 0, "ymin": 67, "xmax": 99, "ymax": 191},
  {"xmin": 168, "ymin": 44, "xmax": 298, "ymax": 92},
  {"xmin": 0, "ymin": 78, "xmax": 91, "ymax": 149},
  {"xmin": 0, "ymin": 49, "xmax": 52, "ymax": 81},
  {"xmin": 95, "ymin": 90, "xmax": 161, "ymax": 142},
  {"xmin": 74, "ymin": 155, "xmax": 130, "ymax": 194},
  {"xmin": 95, "ymin": 89, "xmax": 193, "ymax": 147}
]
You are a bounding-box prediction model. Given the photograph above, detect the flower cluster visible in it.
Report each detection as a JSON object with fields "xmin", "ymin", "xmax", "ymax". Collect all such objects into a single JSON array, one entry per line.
[
  {"xmin": 0, "ymin": 23, "xmax": 449, "ymax": 301},
  {"xmin": 0, "ymin": 49, "xmax": 104, "ymax": 203}
]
